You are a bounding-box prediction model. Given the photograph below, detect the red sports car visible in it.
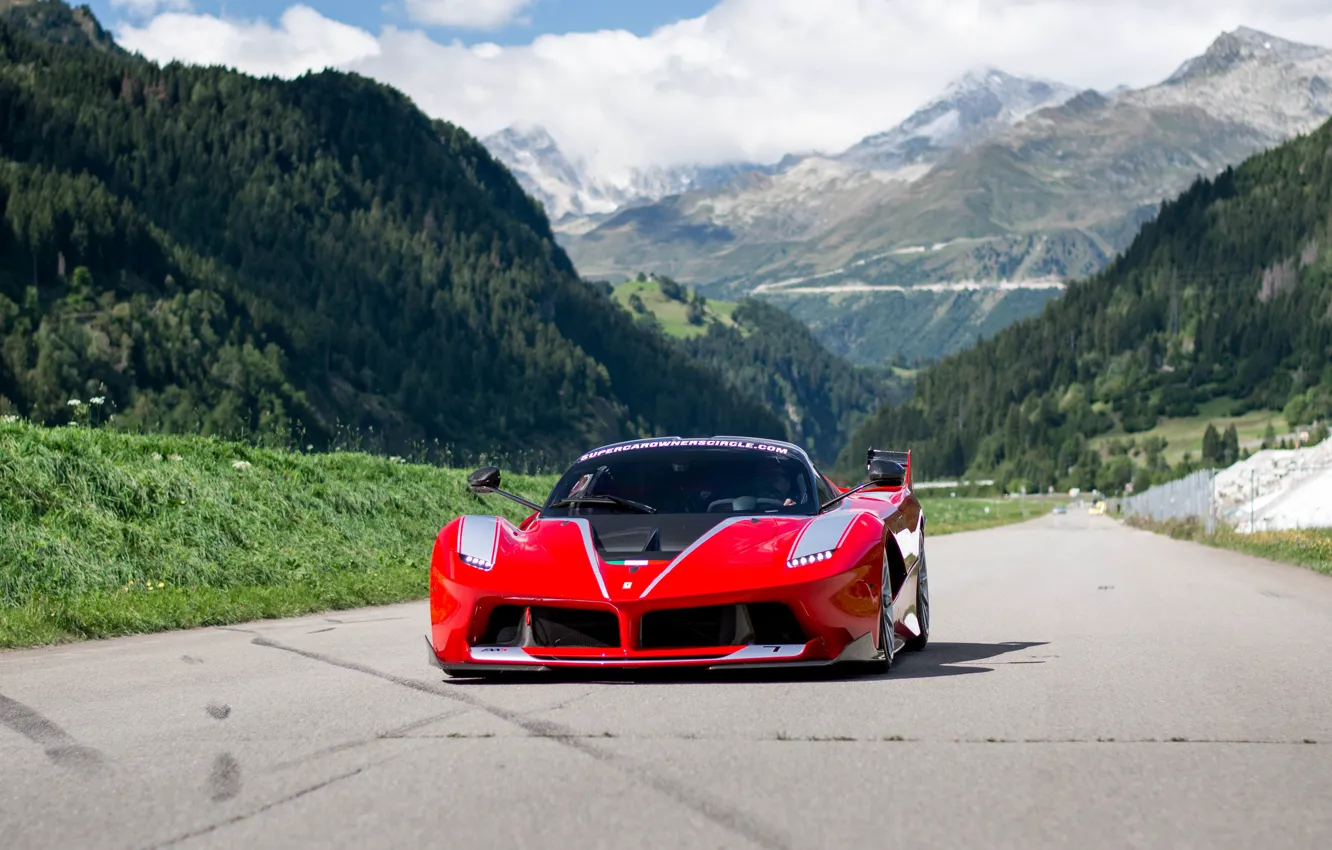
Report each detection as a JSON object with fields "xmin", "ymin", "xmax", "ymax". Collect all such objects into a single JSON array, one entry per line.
[{"xmin": 426, "ymin": 437, "xmax": 929, "ymax": 676}]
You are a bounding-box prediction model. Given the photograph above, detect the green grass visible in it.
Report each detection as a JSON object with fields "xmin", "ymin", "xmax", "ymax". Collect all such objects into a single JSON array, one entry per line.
[
  {"xmin": 0, "ymin": 419, "xmax": 555, "ymax": 648},
  {"xmin": 1127, "ymin": 517, "xmax": 1332, "ymax": 575},
  {"xmin": 1090, "ymin": 397, "xmax": 1287, "ymax": 464},
  {"xmin": 612, "ymin": 279, "xmax": 740, "ymax": 339},
  {"xmin": 920, "ymin": 495, "xmax": 1060, "ymax": 535}
]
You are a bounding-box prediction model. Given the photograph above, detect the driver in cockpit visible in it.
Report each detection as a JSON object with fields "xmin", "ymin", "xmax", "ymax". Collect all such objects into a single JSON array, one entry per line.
[{"xmin": 755, "ymin": 462, "xmax": 797, "ymax": 507}]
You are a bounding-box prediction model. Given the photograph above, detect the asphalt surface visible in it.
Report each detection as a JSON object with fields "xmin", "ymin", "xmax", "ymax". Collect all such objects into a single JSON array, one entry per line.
[{"xmin": 4, "ymin": 511, "xmax": 1332, "ymax": 849}]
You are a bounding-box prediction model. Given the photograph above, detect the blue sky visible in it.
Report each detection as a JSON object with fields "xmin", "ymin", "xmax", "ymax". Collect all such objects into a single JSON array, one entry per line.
[
  {"xmin": 91, "ymin": 0, "xmax": 1332, "ymax": 178},
  {"xmin": 90, "ymin": 1, "xmax": 718, "ymax": 45}
]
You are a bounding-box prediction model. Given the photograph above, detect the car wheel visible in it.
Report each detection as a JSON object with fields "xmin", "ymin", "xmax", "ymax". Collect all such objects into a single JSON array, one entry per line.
[
  {"xmin": 904, "ymin": 543, "xmax": 930, "ymax": 652},
  {"xmin": 866, "ymin": 548, "xmax": 897, "ymax": 674}
]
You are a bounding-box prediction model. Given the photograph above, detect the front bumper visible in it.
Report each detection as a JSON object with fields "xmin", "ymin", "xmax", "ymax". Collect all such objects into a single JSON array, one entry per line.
[
  {"xmin": 427, "ymin": 564, "xmax": 883, "ymax": 673},
  {"xmin": 425, "ymin": 635, "xmax": 865, "ymax": 673},
  {"xmin": 425, "ymin": 634, "xmax": 879, "ymax": 673}
]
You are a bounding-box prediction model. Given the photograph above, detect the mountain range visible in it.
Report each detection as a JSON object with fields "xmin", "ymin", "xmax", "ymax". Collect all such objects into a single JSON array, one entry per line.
[
  {"xmin": 482, "ymin": 124, "xmax": 776, "ymax": 222},
  {"xmin": 495, "ymin": 28, "xmax": 1332, "ymax": 366},
  {"xmin": 839, "ymin": 99, "xmax": 1332, "ymax": 493}
]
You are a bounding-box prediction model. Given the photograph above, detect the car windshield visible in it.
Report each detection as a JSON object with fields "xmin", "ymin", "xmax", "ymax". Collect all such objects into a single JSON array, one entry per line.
[{"xmin": 543, "ymin": 444, "xmax": 817, "ymax": 516}]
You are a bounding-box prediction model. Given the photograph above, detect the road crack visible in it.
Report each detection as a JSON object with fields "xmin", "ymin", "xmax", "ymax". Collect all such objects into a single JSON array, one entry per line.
[
  {"xmin": 147, "ymin": 766, "xmax": 367, "ymax": 849},
  {"xmin": 249, "ymin": 635, "xmax": 794, "ymax": 850},
  {"xmin": 768, "ymin": 734, "xmax": 1321, "ymax": 745}
]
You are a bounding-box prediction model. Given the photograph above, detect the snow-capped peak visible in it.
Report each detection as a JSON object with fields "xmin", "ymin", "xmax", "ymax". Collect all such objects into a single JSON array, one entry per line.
[
  {"xmin": 484, "ymin": 124, "xmax": 560, "ymax": 157},
  {"xmin": 481, "ymin": 124, "xmax": 774, "ymax": 222},
  {"xmin": 835, "ymin": 68, "xmax": 1077, "ymax": 171}
]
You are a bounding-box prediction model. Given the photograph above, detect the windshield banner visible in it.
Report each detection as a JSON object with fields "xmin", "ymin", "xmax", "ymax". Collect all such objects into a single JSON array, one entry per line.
[{"xmin": 577, "ymin": 438, "xmax": 791, "ymax": 463}]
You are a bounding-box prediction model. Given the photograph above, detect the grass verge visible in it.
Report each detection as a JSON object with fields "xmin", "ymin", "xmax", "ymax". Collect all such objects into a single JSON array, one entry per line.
[
  {"xmin": 1126, "ymin": 517, "xmax": 1332, "ymax": 575},
  {"xmin": 919, "ymin": 495, "xmax": 1062, "ymax": 535},
  {"xmin": 0, "ymin": 420, "xmax": 554, "ymax": 648}
]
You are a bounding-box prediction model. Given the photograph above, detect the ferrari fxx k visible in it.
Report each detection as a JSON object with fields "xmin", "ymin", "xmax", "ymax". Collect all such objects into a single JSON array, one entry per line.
[{"xmin": 426, "ymin": 437, "xmax": 929, "ymax": 675}]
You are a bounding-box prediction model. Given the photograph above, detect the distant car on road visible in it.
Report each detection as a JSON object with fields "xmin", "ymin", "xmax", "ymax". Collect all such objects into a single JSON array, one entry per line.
[
  {"xmin": 426, "ymin": 437, "xmax": 929, "ymax": 677},
  {"xmin": 1051, "ymin": 505, "xmax": 1067, "ymax": 515}
]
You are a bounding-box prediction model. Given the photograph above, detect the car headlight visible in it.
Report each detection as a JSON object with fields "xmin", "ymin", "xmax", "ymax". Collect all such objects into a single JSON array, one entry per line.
[
  {"xmin": 458, "ymin": 552, "xmax": 494, "ymax": 570},
  {"xmin": 787, "ymin": 548, "xmax": 835, "ymax": 568}
]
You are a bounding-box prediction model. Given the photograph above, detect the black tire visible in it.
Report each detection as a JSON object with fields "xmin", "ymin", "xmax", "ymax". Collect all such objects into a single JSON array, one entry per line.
[
  {"xmin": 865, "ymin": 547, "xmax": 897, "ymax": 674},
  {"xmin": 904, "ymin": 541, "xmax": 930, "ymax": 652}
]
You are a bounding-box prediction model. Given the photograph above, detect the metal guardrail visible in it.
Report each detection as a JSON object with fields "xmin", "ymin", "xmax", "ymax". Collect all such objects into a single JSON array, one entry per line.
[
  {"xmin": 1120, "ymin": 469, "xmax": 1217, "ymax": 533},
  {"xmin": 1120, "ymin": 464, "xmax": 1332, "ymax": 533}
]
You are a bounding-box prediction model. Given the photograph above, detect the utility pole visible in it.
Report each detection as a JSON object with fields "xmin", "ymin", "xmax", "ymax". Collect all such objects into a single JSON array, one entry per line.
[{"xmin": 1250, "ymin": 468, "xmax": 1255, "ymax": 533}]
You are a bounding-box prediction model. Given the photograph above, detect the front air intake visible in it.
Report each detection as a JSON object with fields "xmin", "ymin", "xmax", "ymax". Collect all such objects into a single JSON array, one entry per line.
[
  {"xmin": 529, "ymin": 606, "xmax": 621, "ymax": 648},
  {"xmin": 478, "ymin": 605, "xmax": 524, "ymax": 646},
  {"xmin": 639, "ymin": 603, "xmax": 806, "ymax": 649}
]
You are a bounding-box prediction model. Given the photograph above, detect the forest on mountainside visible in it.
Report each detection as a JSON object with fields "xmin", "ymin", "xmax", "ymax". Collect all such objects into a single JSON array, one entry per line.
[
  {"xmin": 840, "ymin": 116, "xmax": 1332, "ymax": 493},
  {"xmin": 591, "ymin": 272, "xmax": 904, "ymax": 465},
  {"xmin": 680, "ymin": 297, "xmax": 904, "ymax": 465},
  {"xmin": 0, "ymin": 6, "xmax": 784, "ymax": 465}
]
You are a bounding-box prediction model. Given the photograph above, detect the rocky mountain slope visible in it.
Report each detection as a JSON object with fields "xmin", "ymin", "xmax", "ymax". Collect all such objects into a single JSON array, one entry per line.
[
  {"xmin": 561, "ymin": 68, "xmax": 1080, "ymax": 283},
  {"xmin": 836, "ymin": 69, "xmax": 1079, "ymax": 172},
  {"xmin": 0, "ymin": 0, "xmax": 120, "ymax": 51},
  {"xmin": 560, "ymin": 28, "xmax": 1332, "ymax": 366}
]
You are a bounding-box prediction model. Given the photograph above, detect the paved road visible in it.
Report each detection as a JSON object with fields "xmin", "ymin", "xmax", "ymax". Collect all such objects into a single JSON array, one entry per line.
[{"xmin": 4, "ymin": 513, "xmax": 1332, "ymax": 849}]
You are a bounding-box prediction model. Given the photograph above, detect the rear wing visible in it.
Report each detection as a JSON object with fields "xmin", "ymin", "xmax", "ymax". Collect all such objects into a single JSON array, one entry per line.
[{"xmin": 866, "ymin": 448, "xmax": 912, "ymax": 489}]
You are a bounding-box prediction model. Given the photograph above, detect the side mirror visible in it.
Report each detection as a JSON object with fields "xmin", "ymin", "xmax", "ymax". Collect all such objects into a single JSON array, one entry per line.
[
  {"xmin": 867, "ymin": 458, "xmax": 905, "ymax": 487},
  {"xmin": 468, "ymin": 466, "xmax": 501, "ymax": 493}
]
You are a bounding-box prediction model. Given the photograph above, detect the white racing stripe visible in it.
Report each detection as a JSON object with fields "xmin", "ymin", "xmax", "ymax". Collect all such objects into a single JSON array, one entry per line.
[
  {"xmin": 789, "ymin": 511, "xmax": 867, "ymax": 561},
  {"xmin": 458, "ymin": 516, "xmax": 504, "ymax": 569}
]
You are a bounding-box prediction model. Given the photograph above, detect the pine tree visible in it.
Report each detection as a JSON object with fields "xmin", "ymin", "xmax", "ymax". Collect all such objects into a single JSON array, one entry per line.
[{"xmin": 1201, "ymin": 424, "xmax": 1222, "ymax": 465}]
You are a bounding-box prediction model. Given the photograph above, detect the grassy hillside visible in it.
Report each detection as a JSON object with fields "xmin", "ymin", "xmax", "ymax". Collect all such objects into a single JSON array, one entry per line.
[
  {"xmin": 0, "ymin": 418, "xmax": 555, "ymax": 647},
  {"xmin": 1088, "ymin": 397, "xmax": 1288, "ymax": 465},
  {"xmin": 0, "ymin": 4, "xmax": 782, "ymax": 461},
  {"xmin": 841, "ymin": 114, "xmax": 1332, "ymax": 491},
  {"xmin": 611, "ymin": 276, "xmax": 741, "ymax": 339}
]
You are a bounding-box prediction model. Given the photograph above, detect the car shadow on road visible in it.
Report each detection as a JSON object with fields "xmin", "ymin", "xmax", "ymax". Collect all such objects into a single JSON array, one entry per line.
[
  {"xmin": 442, "ymin": 641, "xmax": 1050, "ymax": 686},
  {"xmin": 869, "ymin": 640, "xmax": 1051, "ymax": 681}
]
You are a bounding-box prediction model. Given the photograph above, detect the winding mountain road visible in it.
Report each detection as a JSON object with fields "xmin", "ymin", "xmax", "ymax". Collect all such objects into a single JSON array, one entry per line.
[{"xmin": 4, "ymin": 513, "xmax": 1331, "ymax": 849}]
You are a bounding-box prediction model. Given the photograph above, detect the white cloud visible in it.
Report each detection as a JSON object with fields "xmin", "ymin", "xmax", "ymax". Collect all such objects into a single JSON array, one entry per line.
[
  {"xmin": 403, "ymin": 0, "xmax": 535, "ymax": 29},
  {"xmin": 117, "ymin": 6, "xmax": 380, "ymax": 79},
  {"xmin": 111, "ymin": 0, "xmax": 192, "ymax": 18},
  {"xmin": 114, "ymin": 0, "xmax": 1332, "ymax": 178}
]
